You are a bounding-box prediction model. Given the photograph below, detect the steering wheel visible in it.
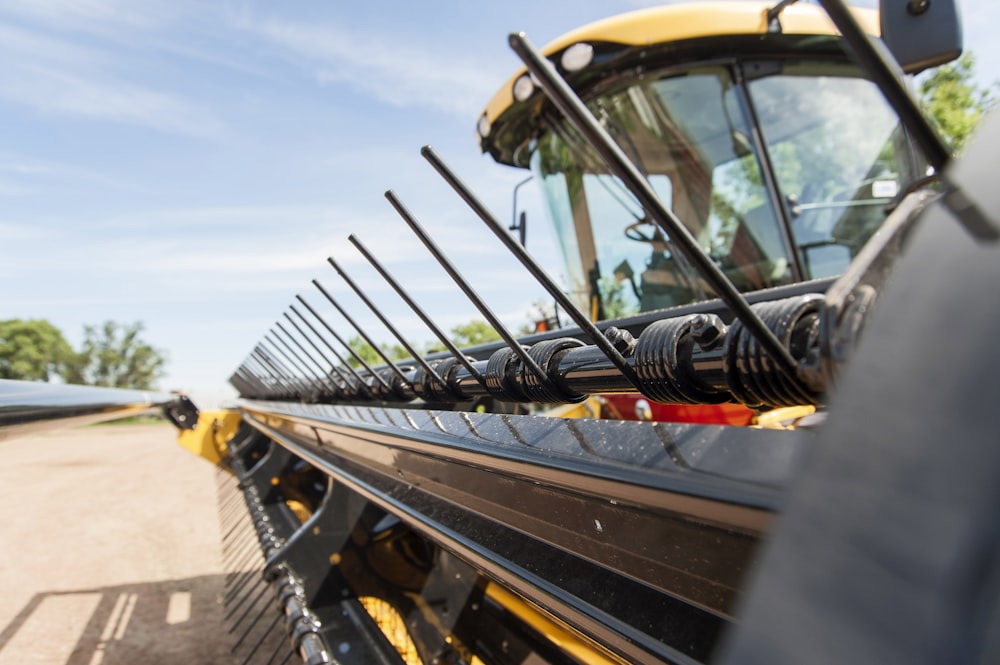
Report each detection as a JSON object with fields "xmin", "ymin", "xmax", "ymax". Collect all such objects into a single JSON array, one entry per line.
[{"xmin": 624, "ymin": 220, "xmax": 664, "ymax": 245}]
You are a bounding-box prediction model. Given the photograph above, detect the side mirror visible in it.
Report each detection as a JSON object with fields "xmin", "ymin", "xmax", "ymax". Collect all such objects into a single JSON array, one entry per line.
[{"xmin": 880, "ymin": 0, "xmax": 962, "ymax": 73}]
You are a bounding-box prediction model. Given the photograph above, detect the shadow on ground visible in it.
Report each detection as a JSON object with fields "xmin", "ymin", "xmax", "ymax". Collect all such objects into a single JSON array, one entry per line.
[{"xmin": 0, "ymin": 575, "xmax": 233, "ymax": 665}]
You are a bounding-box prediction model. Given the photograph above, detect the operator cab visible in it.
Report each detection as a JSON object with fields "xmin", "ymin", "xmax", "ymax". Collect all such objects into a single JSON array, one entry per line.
[{"xmin": 478, "ymin": 2, "xmax": 926, "ymax": 319}]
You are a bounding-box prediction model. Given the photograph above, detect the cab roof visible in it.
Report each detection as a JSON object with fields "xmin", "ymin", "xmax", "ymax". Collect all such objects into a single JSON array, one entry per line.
[{"xmin": 478, "ymin": 1, "xmax": 878, "ymax": 166}]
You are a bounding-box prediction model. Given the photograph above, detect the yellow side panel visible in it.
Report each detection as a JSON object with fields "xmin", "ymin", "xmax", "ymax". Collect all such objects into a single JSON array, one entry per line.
[{"xmin": 176, "ymin": 410, "xmax": 242, "ymax": 465}]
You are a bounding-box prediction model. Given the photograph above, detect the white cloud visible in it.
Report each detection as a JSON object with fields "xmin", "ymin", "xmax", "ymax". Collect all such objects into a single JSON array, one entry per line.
[
  {"xmin": 233, "ymin": 15, "xmax": 505, "ymax": 117},
  {"xmin": 0, "ymin": 22, "xmax": 225, "ymax": 138}
]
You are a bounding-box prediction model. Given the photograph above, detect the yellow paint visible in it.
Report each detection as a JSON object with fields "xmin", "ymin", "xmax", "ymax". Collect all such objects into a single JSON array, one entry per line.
[
  {"xmin": 752, "ymin": 404, "xmax": 817, "ymax": 429},
  {"xmin": 485, "ymin": 583, "xmax": 627, "ymax": 665},
  {"xmin": 540, "ymin": 396, "xmax": 603, "ymax": 419},
  {"xmin": 176, "ymin": 410, "xmax": 242, "ymax": 465},
  {"xmin": 482, "ymin": 1, "xmax": 879, "ymax": 128},
  {"xmin": 358, "ymin": 597, "xmax": 422, "ymax": 665}
]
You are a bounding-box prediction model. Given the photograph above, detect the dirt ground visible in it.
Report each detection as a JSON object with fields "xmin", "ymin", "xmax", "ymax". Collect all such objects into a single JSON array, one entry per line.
[{"xmin": 0, "ymin": 423, "xmax": 232, "ymax": 665}]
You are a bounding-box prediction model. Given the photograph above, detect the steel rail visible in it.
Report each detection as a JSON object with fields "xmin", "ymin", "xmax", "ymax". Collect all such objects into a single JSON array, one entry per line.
[
  {"xmin": 0, "ymin": 379, "xmax": 192, "ymax": 440},
  {"xmin": 234, "ymin": 399, "xmax": 810, "ymax": 663}
]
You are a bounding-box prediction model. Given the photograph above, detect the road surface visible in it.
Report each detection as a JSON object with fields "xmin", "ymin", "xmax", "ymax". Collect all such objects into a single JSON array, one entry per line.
[{"xmin": 0, "ymin": 423, "xmax": 231, "ymax": 664}]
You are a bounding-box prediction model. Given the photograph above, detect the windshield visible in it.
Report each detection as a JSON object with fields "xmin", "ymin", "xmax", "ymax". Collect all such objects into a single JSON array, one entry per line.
[{"xmin": 530, "ymin": 60, "xmax": 918, "ymax": 318}]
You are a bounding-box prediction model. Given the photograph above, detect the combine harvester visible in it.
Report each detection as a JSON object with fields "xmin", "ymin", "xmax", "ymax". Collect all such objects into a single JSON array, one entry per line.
[{"xmin": 3, "ymin": 0, "xmax": 997, "ymax": 663}]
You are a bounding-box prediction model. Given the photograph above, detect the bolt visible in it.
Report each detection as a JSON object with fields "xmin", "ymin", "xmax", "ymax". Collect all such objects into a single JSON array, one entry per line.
[
  {"xmin": 604, "ymin": 326, "xmax": 637, "ymax": 356},
  {"xmin": 690, "ymin": 315, "xmax": 725, "ymax": 349}
]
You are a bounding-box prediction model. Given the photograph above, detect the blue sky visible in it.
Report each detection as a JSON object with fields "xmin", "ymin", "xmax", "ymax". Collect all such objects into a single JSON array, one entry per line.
[{"xmin": 1, "ymin": 0, "xmax": 996, "ymax": 406}]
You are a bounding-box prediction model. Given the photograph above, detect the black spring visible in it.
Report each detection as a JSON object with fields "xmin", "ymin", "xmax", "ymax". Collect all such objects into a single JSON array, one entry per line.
[
  {"xmin": 412, "ymin": 357, "xmax": 464, "ymax": 403},
  {"xmin": 485, "ymin": 347, "xmax": 529, "ymax": 402},
  {"xmin": 724, "ymin": 294, "xmax": 823, "ymax": 407},
  {"xmin": 520, "ymin": 338, "xmax": 587, "ymax": 403},
  {"xmin": 633, "ymin": 314, "xmax": 730, "ymax": 405}
]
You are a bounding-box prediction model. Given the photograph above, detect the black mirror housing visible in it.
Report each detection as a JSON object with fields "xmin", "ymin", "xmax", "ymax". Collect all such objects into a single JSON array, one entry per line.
[{"xmin": 880, "ymin": 0, "xmax": 963, "ymax": 73}]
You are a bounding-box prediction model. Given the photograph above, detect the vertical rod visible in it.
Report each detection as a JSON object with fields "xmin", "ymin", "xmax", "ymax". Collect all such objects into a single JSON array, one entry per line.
[
  {"xmin": 384, "ymin": 189, "xmax": 559, "ymax": 394},
  {"xmin": 348, "ymin": 234, "xmax": 488, "ymax": 387},
  {"xmin": 507, "ymin": 31, "xmax": 802, "ymax": 379},
  {"xmin": 287, "ymin": 305, "xmax": 379, "ymax": 396},
  {"xmin": 294, "ymin": 296, "xmax": 395, "ymax": 393},
  {"xmin": 326, "ymin": 256, "xmax": 446, "ymax": 385},
  {"xmin": 312, "ymin": 279, "xmax": 412, "ymax": 386},
  {"xmin": 420, "ymin": 146, "xmax": 641, "ymax": 389}
]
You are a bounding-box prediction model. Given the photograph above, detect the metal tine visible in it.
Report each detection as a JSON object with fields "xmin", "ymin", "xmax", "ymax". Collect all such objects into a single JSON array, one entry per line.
[
  {"xmin": 294, "ymin": 296, "xmax": 394, "ymax": 394},
  {"xmin": 250, "ymin": 348, "xmax": 296, "ymax": 397},
  {"xmin": 230, "ymin": 371, "xmax": 259, "ymax": 398},
  {"xmin": 248, "ymin": 357, "xmax": 293, "ymax": 400},
  {"xmin": 312, "ymin": 278, "xmax": 413, "ymax": 387},
  {"xmin": 507, "ymin": 31, "xmax": 801, "ymax": 380},
  {"xmin": 236, "ymin": 362, "xmax": 276, "ymax": 397},
  {"xmin": 348, "ymin": 233, "xmax": 488, "ymax": 388},
  {"xmin": 288, "ymin": 303, "xmax": 384, "ymax": 396},
  {"xmin": 326, "ymin": 256, "xmax": 447, "ymax": 386},
  {"xmin": 281, "ymin": 311, "xmax": 358, "ymax": 397},
  {"xmin": 420, "ymin": 145, "xmax": 642, "ymax": 389},
  {"xmin": 233, "ymin": 369, "xmax": 264, "ymax": 396},
  {"xmin": 272, "ymin": 322, "xmax": 335, "ymax": 392},
  {"xmin": 263, "ymin": 333, "xmax": 326, "ymax": 396},
  {"xmin": 384, "ymin": 189, "xmax": 559, "ymax": 394}
]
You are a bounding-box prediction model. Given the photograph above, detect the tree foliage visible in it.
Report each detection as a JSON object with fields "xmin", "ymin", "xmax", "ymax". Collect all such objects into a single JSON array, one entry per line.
[
  {"xmin": 70, "ymin": 321, "xmax": 167, "ymax": 390},
  {"xmin": 345, "ymin": 335, "xmax": 409, "ymax": 369},
  {"xmin": 0, "ymin": 319, "xmax": 77, "ymax": 381},
  {"xmin": 920, "ymin": 53, "xmax": 995, "ymax": 152},
  {"xmin": 450, "ymin": 320, "xmax": 501, "ymax": 348}
]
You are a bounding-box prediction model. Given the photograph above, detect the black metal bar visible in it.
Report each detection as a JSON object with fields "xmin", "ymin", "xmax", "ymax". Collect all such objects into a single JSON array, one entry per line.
[
  {"xmin": 731, "ymin": 70, "xmax": 806, "ymax": 283},
  {"xmin": 289, "ymin": 303, "xmax": 381, "ymax": 396},
  {"xmin": 421, "ymin": 145, "xmax": 643, "ymax": 390},
  {"xmin": 236, "ymin": 400, "xmax": 807, "ymax": 664},
  {"xmin": 242, "ymin": 357, "xmax": 286, "ymax": 398},
  {"xmin": 384, "ymin": 189, "xmax": 560, "ymax": 394},
  {"xmin": 263, "ymin": 333, "xmax": 327, "ymax": 395},
  {"xmin": 0, "ymin": 379, "xmax": 184, "ymax": 441},
  {"xmin": 282, "ymin": 311, "xmax": 357, "ymax": 395},
  {"xmin": 294, "ymin": 296, "xmax": 394, "ymax": 394},
  {"xmin": 348, "ymin": 234, "xmax": 488, "ymax": 387},
  {"xmin": 327, "ymin": 256, "xmax": 447, "ymax": 385},
  {"xmin": 274, "ymin": 321, "xmax": 332, "ymax": 389},
  {"xmin": 507, "ymin": 31, "xmax": 802, "ymax": 381},
  {"xmin": 249, "ymin": 350, "xmax": 296, "ymax": 397},
  {"xmin": 816, "ymin": 0, "xmax": 950, "ymax": 170},
  {"xmin": 253, "ymin": 346, "xmax": 294, "ymax": 385},
  {"xmin": 312, "ymin": 279, "xmax": 413, "ymax": 387}
]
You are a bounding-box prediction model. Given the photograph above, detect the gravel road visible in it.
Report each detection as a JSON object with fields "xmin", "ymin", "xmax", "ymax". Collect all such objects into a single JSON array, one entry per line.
[{"xmin": 0, "ymin": 423, "xmax": 231, "ymax": 664}]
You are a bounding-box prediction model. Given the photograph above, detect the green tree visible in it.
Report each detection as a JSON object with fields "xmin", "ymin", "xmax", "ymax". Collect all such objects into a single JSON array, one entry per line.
[
  {"xmin": 345, "ymin": 335, "xmax": 409, "ymax": 369},
  {"xmin": 73, "ymin": 321, "xmax": 166, "ymax": 389},
  {"xmin": 0, "ymin": 319, "xmax": 78, "ymax": 382},
  {"xmin": 450, "ymin": 320, "xmax": 501, "ymax": 348},
  {"xmin": 920, "ymin": 53, "xmax": 995, "ymax": 152}
]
